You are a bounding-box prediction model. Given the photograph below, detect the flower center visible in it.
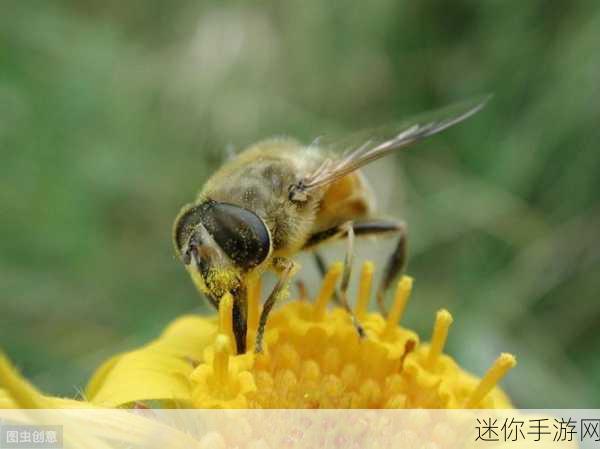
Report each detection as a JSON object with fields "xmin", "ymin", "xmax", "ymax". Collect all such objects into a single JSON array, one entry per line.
[{"xmin": 189, "ymin": 261, "xmax": 516, "ymax": 409}]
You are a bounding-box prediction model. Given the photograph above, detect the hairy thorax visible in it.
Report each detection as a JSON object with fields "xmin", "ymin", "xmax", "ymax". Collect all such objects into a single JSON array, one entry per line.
[{"xmin": 199, "ymin": 139, "xmax": 323, "ymax": 255}]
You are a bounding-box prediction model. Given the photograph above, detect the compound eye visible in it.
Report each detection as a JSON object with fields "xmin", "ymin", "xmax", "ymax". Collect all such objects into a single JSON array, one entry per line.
[{"xmin": 202, "ymin": 202, "xmax": 271, "ymax": 270}]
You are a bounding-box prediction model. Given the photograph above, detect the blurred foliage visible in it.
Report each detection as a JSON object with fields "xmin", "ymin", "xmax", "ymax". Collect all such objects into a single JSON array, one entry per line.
[{"xmin": 1, "ymin": 0, "xmax": 599, "ymax": 407}]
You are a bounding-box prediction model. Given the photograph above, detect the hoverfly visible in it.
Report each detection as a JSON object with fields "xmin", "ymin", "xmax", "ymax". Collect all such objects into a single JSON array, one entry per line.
[{"xmin": 173, "ymin": 96, "xmax": 490, "ymax": 354}]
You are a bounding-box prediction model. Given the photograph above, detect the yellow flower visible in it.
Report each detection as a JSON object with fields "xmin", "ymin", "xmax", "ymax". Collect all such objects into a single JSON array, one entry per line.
[
  {"xmin": 0, "ymin": 352, "xmax": 91, "ymax": 409},
  {"xmin": 87, "ymin": 314, "xmax": 218, "ymax": 407},
  {"xmin": 84, "ymin": 261, "xmax": 516, "ymax": 409}
]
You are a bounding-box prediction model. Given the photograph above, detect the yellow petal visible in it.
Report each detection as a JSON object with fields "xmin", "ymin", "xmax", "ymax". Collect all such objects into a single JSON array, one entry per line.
[
  {"xmin": 86, "ymin": 315, "xmax": 217, "ymax": 407},
  {"xmin": 0, "ymin": 389, "xmax": 18, "ymax": 408},
  {"xmin": 0, "ymin": 352, "xmax": 47, "ymax": 408},
  {"xmin": 159, "ymin": 314, "xmax": 218, "ymax": 359},
  {"xmin": 85, "ymin": 353, "xmax": 124, "ymax": 400},
  {"xmin": 1, "ymin": 351, "xmax": 99, "ymax": 410}
]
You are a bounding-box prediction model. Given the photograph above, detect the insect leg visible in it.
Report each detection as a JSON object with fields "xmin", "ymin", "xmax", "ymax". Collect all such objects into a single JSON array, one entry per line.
[
  {"xmin": 255, "ymin": 258, "xmax": 296, "ymax": 353},
  {"xmin": 352, "ymin": 219, "xmax": 408, "ymax": 315},
  {"xmin": 340, "ymin": 223, "xmax": 366, "ymax": 337},
  {"xmin": 295, "ymin": 279, "xmax": 308, "ymax": 300},
  {"xmin": 304, "ymin": 222, "xmax": 365, "ymax": 337},
  {"xmin": 340, "ymin": 224, "xmax": 354, "ymax": 299},
  {"xmin": 313, "ymin": 251, "xmax": 329, "ymax": 279},
  {"xmin": 305, "ymin": 218, "xmax": 407, "ymax": 315}
]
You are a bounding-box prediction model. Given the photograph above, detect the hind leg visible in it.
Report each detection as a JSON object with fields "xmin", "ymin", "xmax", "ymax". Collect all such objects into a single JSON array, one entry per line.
[
  {"xmin": 313, "ymin": 251, "xmax": 329, "ymax": 279},
  {"xmin": 374, "ymin": 222, "xmax": 407, "ymax": 315}
]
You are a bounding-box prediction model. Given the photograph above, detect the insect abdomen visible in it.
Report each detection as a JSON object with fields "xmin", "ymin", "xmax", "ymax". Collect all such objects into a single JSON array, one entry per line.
[{"xmin": 314, "ymin": 171, "xmax": 375, "ymax": 232}]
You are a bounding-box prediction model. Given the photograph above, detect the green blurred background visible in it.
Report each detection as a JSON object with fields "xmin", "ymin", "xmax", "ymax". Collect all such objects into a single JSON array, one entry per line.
[{"xmin": 1, "ymin": 0, "xmax": 599, "ymax": 408}]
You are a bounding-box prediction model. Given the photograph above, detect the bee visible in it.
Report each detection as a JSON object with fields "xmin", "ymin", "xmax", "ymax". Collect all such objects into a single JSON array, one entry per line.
[{"xmin": 173, "ymin": 96, "xmax": 489, "ymax": 354}]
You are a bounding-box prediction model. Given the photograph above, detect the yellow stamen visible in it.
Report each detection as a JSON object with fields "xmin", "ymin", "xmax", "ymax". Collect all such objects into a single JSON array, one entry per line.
[
  {"xmin": 213, "ymin": 334, "xmax": 231, "ymax": 383},
  {"xmin": 385, "ymin": 276, "xmax": 413, "ymax": 336},
  {"xmin": 355, "ymin": 261, "xmax": 374, "ymax": 320},
  {"xmin": 246, "ymin": 274, "xmax": 261, "ymax": 351},
  {"xmin": 426, "ymin": 309, "xmax": 453, "ymax": 368},
  {"xmin": 77, "ymin": 258, "xmax": 518, "ymax": 409},
  {"xmin": 218, "ymin": 293, "xmax": 235, "ymax": 352},
  {"xmin": 314, "ymin": 262, "xmax": 343, "ymax": 319},
  {"xmin": 466, "ymin": 353, "xmax": 517, "ymax": 408}
]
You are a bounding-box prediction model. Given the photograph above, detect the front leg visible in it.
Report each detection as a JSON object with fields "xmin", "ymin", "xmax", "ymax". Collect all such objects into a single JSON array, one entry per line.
[{"xmin": 255, "ymin": 257, "xmax": 298, "ymax": 353}]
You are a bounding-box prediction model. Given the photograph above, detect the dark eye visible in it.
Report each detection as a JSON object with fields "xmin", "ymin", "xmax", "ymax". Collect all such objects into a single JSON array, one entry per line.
[{"xmin": 201, "ymin": 202, "xmax": 271, "ymax": 270}]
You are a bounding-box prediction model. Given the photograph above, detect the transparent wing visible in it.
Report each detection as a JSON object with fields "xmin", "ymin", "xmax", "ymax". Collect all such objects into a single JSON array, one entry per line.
[{"xmin": 300, "ymin": 94, "xmax": 491, "ymax": 191}]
